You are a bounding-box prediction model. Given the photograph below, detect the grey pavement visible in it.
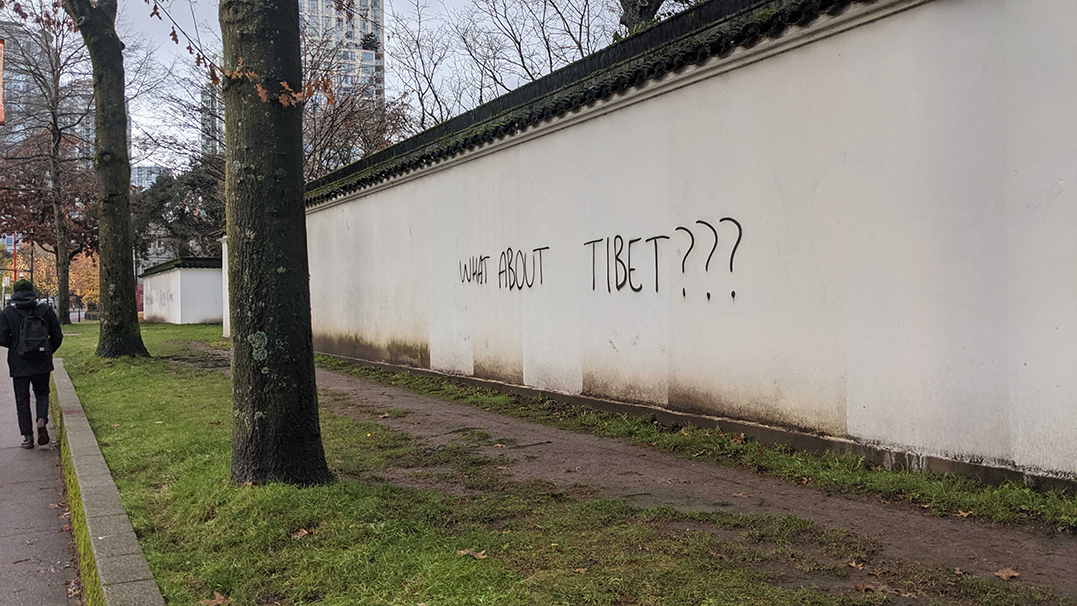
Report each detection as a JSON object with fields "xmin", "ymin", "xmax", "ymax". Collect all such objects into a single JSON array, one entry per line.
[{"xmin": 0, "ymin": 351, "xmax": 78, "ymax": 606}]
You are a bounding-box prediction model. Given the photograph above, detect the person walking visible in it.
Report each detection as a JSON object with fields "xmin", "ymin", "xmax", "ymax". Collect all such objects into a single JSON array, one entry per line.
[{"xmin": 0, "ymin": 280, "xmax": 64, "ymax": 449}]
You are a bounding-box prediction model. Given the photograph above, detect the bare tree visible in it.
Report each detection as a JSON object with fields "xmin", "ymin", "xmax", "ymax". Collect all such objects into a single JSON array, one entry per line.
[
  {"xmin": 450, "ymin": 0, "xmax": 616, "ymax": 92},
  {"xmin": 0, "ymin": 4, "xmax": 94, "ymax": 323},
  {"xmin": 301, "ymin": 21, "xmax": 410, "ymax": 179},
  {"xmin": 60, "ymin": 0, "xmax": 150, "ymax": 356},
  {"xmin": 388, "ymin": 0, "xmax": 469, "ymax": 129},
  {"xmin": 145, "ymin": 21, "xmax": 408, "ymax": 183},
  {"xmin": 386, "ymin": 0, "xmax": 620, "ymax": 129}
]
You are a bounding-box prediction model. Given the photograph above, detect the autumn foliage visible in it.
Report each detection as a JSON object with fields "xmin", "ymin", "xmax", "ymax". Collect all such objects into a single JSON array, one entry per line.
[{"xmin": 0, "ymin": 133, "xmax": 99, "ymax": 264}]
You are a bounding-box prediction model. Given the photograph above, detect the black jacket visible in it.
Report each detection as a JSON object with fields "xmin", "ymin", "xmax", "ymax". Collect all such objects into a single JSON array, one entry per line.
[{"xmin": 0, "ymin": 291, "xmax": 64, "ymax": 377}]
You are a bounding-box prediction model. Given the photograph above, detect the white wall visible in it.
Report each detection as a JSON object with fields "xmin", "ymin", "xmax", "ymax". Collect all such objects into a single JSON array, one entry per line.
[
  {"xmin": 179, "ymin": 269, "xmax": 224, "ymax": 324},
  {"xmin": 142, "ymin": 269, "xmax": 182, "ymax": 324},
  {"xmin": 221, "ymin": 238, "xmax": 231, "ymax": 338},
  {"xmin": 142, "ymin": 268, "xmax": 223, "ymax": 324},
  {"xmin": 304, "ymin": 0, "xmax": 1077, "ymax": 478}
]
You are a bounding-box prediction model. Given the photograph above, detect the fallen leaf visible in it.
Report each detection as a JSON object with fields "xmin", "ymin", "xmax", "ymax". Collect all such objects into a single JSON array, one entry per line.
[
  {"xmin": 954, "ymin": 567, "xmax": 964, "ymax": 575},
  {"xmin": 732, "ymin": 493, "xmax": 749, "ymax": 498},
  {"xmin": 854, "ymin": 582, "xmax": 875, "ymax": 593},
  {"xmin": 956, "ymin": 510, "xmax": 972, "ymax": 518},
  {"xmin": 493, "ymin": 443, "xmax": 505, "ymax": 448},
  {"xmin": 800, "ymin": 477, "xmax": 810, "ymax": 485},
  {"xmin": 291, "ymin": 529, "xmax": 310, "ymax": 540},
  {"xmin": 366, "ymin": 433, "xmax": 372, "ymax": 438},
  {"xmin": 61, "ymin": 524, "xmax": 71, "ymax": 532},
  {"xmin": 707, "ymin": 550, "xmax": 726, "ymax": 559},
  {"xmin": 995, "ymin": 568, "xmax": 1020, "ymax": 580},
  {"xmin": 456, "ymin": 549, "xmax": 487, "ymax": 559},
  {"xmin": 199, "ymin": 592, "xmax": 231, "ymax": 605},
  {"xmin": 848, "ymin": 560, "xmax": 864, "ymax": 570},
  {"xmin": 379, "ymin": 413, "xmax": 390, "ymax": 418},
  {"xmin": 573, "ymin": 568, "xmax": 587, "ymax": 573},
  {"xmin": 256, "ymin": 84, "xmax": 269, "ymax": 102}
]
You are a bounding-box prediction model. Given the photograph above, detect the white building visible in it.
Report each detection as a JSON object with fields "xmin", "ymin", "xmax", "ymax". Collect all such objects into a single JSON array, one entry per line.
[
  {"xmin": 131, "ymin": 165, "xmax": 171, "ymax": 190},
  {"xmin": 200, "ymin": 82, "xmax": 224, "ymax": 158},
  {"xmin": 299, "ymin": 0, "xmax": 384, "ymax": 101},
  {"xmin": 141, "ymin": 257, "xmax": 223, "ymax": 324}
]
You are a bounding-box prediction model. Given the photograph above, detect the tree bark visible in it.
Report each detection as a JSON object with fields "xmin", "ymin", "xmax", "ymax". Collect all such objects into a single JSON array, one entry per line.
[
  {"xmin": 52, "ymin": 203, "xmax": 71, "ymax": 325},
  {"xmin": 49, "ymin": 130, "xmax": 71, "ymax": 326},
  {"xmin": 62, "ymin": 0, "xmax": 149, "ymax": 356},
  {"xmin": 220, "ymin": 0, "xmax": 332, "ymax": 484}
]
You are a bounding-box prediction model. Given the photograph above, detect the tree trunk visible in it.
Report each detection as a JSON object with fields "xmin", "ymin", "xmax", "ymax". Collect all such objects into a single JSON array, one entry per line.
[
  {"xmin": 53, "ymin": 206, "xmax": 71, "ymax": 325},
  {"xmin": 50, "ymin": 131, "xmax": 71, "ymax": 326},
  {"xmin": 220, "ymin": 0, "xmax": 332, "ymax": 484},
  {"xmin": 62, "ymin": 0, "xmax": 149, "ymax": 357}
]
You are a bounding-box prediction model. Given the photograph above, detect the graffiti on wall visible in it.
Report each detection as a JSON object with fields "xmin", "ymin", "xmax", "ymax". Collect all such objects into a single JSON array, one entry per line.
[
  {"xmin": 454, "ymin": 218, "xmax": 741, "ymax": 299},
  {"xmin": 459, "ymin": 246, "xmax": 550, "ymax": 290},
  {"xmin": 586, "ymin": 217, "xmax": 742, "ymax": 301}
]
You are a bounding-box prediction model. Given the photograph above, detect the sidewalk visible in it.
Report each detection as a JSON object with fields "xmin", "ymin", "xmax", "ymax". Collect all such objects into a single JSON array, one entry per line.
[{"xmin": 0, "ymin": 351, "xmax": 77, "ymax": 605}]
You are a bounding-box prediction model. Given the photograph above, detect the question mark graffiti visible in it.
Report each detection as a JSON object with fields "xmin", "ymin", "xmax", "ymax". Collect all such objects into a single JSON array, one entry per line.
[
  {"xmin": 695, "ymin": 220, "xmax": 718, "ymax": 301},
  {"xmin": 674, "ymin": 226, "xmax": 694, "ymax": 298},
  {"xmin": 719, "ymin": 217, "xmax": 742, "ymax": 301}
]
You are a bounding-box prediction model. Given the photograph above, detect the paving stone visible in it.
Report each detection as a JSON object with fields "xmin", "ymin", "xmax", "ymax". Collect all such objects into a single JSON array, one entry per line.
[
  {"xmin": 96, "ymin": 553, "xmax": 154, "ymax": 585},
  {"xmin": 86, "ymin": 513, "xmax": 135, "ymax": 537},
  {"xmin": 101, "ymin": 579, "xmax": 166, "ymax": 606},
  {"xmin": 90, "ymin": 529, "xmax": 143, "ymax": 559},
  {"xmin": 0, "ymin": 354, "xmax": 77, "ymax": 605}
]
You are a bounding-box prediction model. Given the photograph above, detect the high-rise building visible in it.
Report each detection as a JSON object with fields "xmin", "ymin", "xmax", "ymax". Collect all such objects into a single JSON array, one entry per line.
[
  {"xmin": 0, "ymin": 20, "xmax": 95, "ymax": 161},
  {"xmin": 298, "ymin": 0, "xmax": 384, "ymax": 101},
  {"xmin": 200, "ymin": 81, "xmax": 224, "ymax": 158},
  {"xmin": 131, "ymin": 165, "xmax": 171, "ymax": 190},
  {"xmin": 0, "ymin": 20, "xmax": 46, "ymax": 146}
]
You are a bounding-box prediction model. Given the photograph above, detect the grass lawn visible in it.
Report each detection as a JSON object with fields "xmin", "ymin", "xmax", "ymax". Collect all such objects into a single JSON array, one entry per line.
[{"xmin": 60, "ymin": 322, "xmax": 1070, "ymax": 605}]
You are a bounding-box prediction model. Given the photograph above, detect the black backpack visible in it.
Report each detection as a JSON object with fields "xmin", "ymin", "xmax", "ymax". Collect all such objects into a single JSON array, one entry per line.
[{"xmin": 16, "ymin": 305, "xmax": 51, "ymax": 359}]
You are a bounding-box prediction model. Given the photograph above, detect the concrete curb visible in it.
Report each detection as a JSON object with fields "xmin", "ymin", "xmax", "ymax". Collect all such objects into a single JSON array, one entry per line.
[{"xmin": 54, "ymin": 360, "xmax": 165, "ymax": 606}]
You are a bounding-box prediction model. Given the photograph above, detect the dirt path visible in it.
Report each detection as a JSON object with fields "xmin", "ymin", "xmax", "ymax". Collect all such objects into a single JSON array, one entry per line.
[{"xmin": 316, "ymin": 367, "xmax": 1077, "ymax": 598}]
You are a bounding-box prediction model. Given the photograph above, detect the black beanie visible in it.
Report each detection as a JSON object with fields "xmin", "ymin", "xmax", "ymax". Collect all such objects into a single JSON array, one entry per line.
[{"xmin": 12, "ymin": 279, "xmax": 33, "ymax": 292}]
